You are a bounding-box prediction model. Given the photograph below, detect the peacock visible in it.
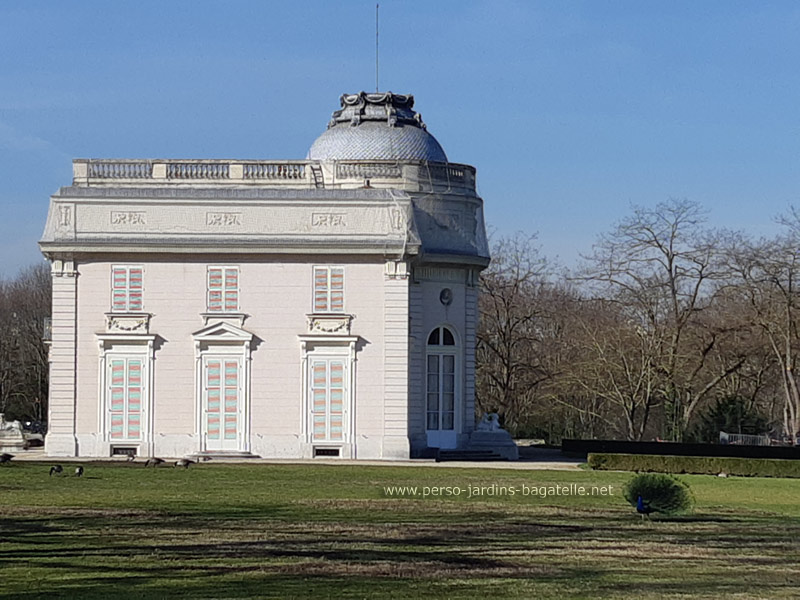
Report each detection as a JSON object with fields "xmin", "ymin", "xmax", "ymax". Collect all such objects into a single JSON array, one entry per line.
[
  {"xmin": 625, "ymin": 473, "xmax": 694, "ymax": 519},
  {"xmin": 636, "ymin": 495, "xmax": 653, "ymax": 520}
]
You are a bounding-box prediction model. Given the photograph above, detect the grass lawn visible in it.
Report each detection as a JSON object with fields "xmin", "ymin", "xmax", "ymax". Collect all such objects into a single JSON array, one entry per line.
[{"xmin": 1, "ymin": 462, "xmax": 800, "ymax": 599}]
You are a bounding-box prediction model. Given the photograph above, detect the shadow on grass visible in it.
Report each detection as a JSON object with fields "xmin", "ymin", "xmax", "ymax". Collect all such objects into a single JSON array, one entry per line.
[{"xmin": 2, "ymin": 506, "xmax": 800, "ymax": 599}]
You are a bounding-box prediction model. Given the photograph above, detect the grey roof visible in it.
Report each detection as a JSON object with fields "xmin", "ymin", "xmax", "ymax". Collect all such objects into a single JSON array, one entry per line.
[{"xmin": 307, "ymin": 92, "xmax": 447, "ymax": 162}]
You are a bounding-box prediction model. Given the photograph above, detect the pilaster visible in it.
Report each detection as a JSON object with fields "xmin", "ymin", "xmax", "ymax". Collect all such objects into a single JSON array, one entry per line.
[
  {"xmin": 383, "ymin": 260, "xmax": 410, "ymax": 457},
  {"xmin": 45, "ymin": 258, "xmax": 78, "ymax": 456},
  {"xmin": 464, "ymin": 276, "xmax": 478, "ymax": 434}
]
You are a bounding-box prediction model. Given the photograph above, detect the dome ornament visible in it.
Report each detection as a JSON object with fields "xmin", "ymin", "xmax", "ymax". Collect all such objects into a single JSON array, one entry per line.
[
  {"xmin": 309, "ymin": 91, "xmax": 447, "ymax": 162},
  {"xmin": 328, "ymin": 92, "xmax": 423, "ymax": 129}
]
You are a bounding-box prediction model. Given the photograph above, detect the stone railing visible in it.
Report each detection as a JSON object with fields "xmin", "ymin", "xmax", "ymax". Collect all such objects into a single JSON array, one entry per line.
[
  {"xmin": 244, "ymin": 162, "xmax": 306, "ymax": 180},
  {"xmin": 335, "ymin": 161, "xmax": 402, "ymax": 180},
  {"xmin": 72, "ymin": 159, "xmax": 476, "ymax": 194},
  {"xmin": 87, "ymin": 161, "xmax": 153, "ymax": 179},
  {"xmin": 74, "ymin": 159, "xmax": 312, "ymax": 187},
  {"xmin": 167, "ymin": 162, "xmax": 229, "ymax": 180}
]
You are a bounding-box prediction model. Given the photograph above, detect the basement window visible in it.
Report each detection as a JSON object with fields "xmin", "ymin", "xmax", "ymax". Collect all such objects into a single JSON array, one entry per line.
[
  {"xmin": 313, "ymin": 447, "xmax": 341, "ymax": 458},
  {"xmin": 111, "ymin": 446, "xmax": 137, "ymax": 457}
]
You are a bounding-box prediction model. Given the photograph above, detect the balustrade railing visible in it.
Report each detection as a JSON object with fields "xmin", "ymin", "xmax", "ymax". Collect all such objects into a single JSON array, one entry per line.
[
  {"xmin": 87, "ymin": 161, "xmax": 152, "ymax": 179},
  {"xmin": 167, "ymin": 162, "xmax": 229, "ymax": 180},
  {"xmin": 244, "ymin": 163, "xmax": 305, "ymax": 180},
  {"xmin": 427, "ymin": 163, "xmax": 467, "ymax": 183},
  {"xmin": 335, "ymin": 162, "xmax": 402, "ymax": 179},
  {"xmin": 73, "ymin": 159, "xmax": 476, "ymax": 193}
]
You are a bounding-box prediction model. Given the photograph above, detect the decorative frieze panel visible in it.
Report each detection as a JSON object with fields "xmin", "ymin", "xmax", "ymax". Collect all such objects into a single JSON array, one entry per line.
[
  {"xmin": 53, "ymin": 203, "xmax": 76, "ymax": 238},
  {"xmin": 55, "ymin": 203, "xmax": 404, "ymax": 239},
  {"xmin": 389, "ymin": 208, "xmax": 405, "ymax": 231},
  {"xmin": 207, "ymin": 212, "xmax": 242, "ymax": 227},
  {"xmin": 311, "ymin": 213, "xmax": 346, "ymax": 228},
  {"xmin": 105, "ymin": 312, "xmax": 151, "ymax": 334},
  {"xmin": 58, "ymin": 205, "xmax": 72, "ymax": 227},
  {"xmin": 111, "ymin": 211, "xmax": 146, "ymax": 226},
  {"xmin": 307, "ymin": 314, "xmax": 353, "ymax": 335}
]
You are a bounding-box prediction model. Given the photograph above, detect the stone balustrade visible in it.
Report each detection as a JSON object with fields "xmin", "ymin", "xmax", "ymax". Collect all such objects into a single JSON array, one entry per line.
[{"xmin": 72, "ymin": 159, "xmax": 476, "ymax": 194}]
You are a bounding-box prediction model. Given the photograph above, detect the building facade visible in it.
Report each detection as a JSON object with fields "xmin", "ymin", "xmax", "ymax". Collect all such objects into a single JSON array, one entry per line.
[{"xmin": 39, "ymin": 92, "xmax": 490, "ymax": 459}]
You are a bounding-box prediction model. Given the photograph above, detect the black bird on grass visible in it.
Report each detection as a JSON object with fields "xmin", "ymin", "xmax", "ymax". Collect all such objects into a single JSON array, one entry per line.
[
  {"xmin": 636, "ymin": 495, "xmax": 654, "ymax": 521},
  {"xmin": 49, "ymin": 465, "xmax": 63, "ymax": 477},
  {"xmin": 144, "ymin": 457, "xmax": 165, "ymax": 467},
  {"xmin": 0, "ymin": 453, "xmax": 13, "ymax": 465},
  {"xmin": 175, "ymin": 458, "xmax": 195, "ymax": 469},
  {"xmin": 75, "ymin": 466, "xmax": 84, "ymax": 477}
]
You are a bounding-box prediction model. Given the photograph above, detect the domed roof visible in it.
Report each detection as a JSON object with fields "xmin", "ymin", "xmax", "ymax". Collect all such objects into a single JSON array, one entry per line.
[{"xmin": 308, "ymin": 92, "xmax": 447, "ymax": 162}]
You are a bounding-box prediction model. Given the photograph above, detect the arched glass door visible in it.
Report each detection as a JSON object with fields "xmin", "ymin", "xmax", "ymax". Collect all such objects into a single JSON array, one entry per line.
[{"xmin": 426, "ymin": 326, "xmax": 459, "ymax": 449}]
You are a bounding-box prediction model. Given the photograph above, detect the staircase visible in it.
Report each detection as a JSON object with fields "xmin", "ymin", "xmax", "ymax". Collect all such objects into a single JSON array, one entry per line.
[{"xmin": 436, "ymin": 449, "xmax": 509, "ymax": 462}]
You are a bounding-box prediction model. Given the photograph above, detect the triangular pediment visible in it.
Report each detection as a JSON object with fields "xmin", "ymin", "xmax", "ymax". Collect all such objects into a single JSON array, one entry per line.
[{"xmin": 192, "ymin": 320, "xmax": 253, "ymax": 342}]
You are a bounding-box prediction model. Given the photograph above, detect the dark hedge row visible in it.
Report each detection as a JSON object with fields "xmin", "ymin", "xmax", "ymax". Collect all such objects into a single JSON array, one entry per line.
[
  {"xmin": 587, "ymin": 452, "xmax": 800, "ymax": 478},
  {"xmin": 564, "ymin": 438, "xmax": 800, "ymax": 459}
]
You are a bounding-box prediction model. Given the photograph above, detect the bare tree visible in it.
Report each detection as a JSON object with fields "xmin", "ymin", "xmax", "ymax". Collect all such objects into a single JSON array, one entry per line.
[
  {"xmin": 0, "ymin": 263, "xmax": 51, "ymax": 423},
  {"xmin": 476, "ymin": 234, "xmax": 555, "ymax": 432},
  {"xmin": 578, "ymin": 199, "xmax": 743, "ymax": 439},
  {"xmin": 722, "ymin": 223, "xmax": 800, "ymax": 438},
  {"xmin": 563, "ymin": 298, "xmax": 660, "ymax": 440}
]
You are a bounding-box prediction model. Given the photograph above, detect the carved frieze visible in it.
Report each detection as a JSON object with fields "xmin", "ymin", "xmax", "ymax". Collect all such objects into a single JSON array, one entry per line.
[
  {"xmin": 105, "ymin": 313, "xmax": 151, "ymax": 334},
  {"xmin": 111, "ymin": 211, "xmax": 146, "ymax": 226},
  {"xmin": 307, "ymin": 314, "xmax": 353, "ymax": 335},
  {"xmin": 58, "ymin": 205, "xmax": 72, "ymax": 227},
  {"xmin": 207, "ymin": 212, "xmax": 242, "ymax": 226},
  {"xmin": 389, "ymin": 208, "xmax": 405, "ymax": 231},
  {"xmin": 312, "ymin": 213, "xmax": 346, "ymax": 228}
]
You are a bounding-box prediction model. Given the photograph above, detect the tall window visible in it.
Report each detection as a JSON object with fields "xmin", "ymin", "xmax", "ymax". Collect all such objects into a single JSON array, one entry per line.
[
  {"xmin": 207, "ymin": 267, "xmax": 239, "ymax": 312},
  {"xmin": 204, "ymin": 358, "xmax": 240, "ymax": 443},
  {"xmin": 426, "ymin": 326, "xmax": 457, "ymax": 431},
  {"xmin": 313, "ymin": 266, "xmax": 344, "ymax": 313},
  {"xmin": 311, "ymin": 359, "xmax": 345, "ymax": 441},
  {"xmin": 111, "ymin": 266, "xmax": 143, "ymax": 312},
  {"xmin": 108, "ymin": 358, "xmax": 142, "ymax": 440}
]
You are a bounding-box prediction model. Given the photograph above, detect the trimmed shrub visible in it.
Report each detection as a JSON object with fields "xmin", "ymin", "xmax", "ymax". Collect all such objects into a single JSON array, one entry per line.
[
  {"xmin": 623, "ymin": 473, "xmax": 693, "ymax": 515},
  {"xmin": 588, "ymin": 453, "xmax": 800, "ymax": 478}
]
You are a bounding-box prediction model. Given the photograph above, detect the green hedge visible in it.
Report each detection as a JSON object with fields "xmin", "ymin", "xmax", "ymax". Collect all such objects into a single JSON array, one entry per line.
[{"xmin": 587, "ymin": 452, "xmax": 800, "ymax": 479}]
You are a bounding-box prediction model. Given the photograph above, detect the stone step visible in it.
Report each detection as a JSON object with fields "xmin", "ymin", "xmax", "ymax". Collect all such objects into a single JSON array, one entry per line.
[
  {"xmin": 436, "ymin": 449, "xmax": 508, "ymax": 462},
  {"xmin": 188, "ymin": 451, "xmax": 261, "ymax": 461}
]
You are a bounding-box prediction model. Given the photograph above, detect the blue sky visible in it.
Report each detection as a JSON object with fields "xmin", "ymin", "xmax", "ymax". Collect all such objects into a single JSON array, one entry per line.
[{"xmin": 2, "ymin": 1, "xmax": 799, "ymax": 275}]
